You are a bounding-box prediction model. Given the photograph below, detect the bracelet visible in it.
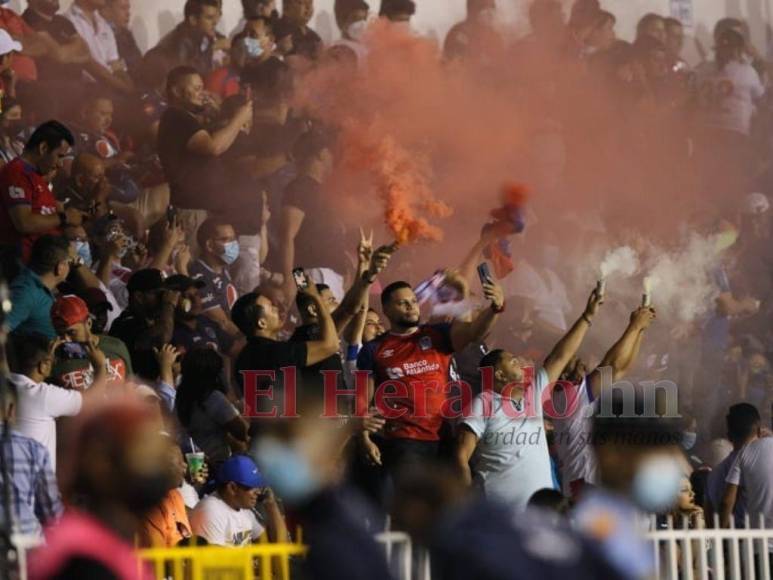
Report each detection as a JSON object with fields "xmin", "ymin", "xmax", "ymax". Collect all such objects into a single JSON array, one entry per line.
[
  {"xmin": 581, "ymin": 313, "xmax": 592, "ymax": 325},
  {"xmin": 491, "ymin": 301, "xmax": 505, "ymax": 314}
]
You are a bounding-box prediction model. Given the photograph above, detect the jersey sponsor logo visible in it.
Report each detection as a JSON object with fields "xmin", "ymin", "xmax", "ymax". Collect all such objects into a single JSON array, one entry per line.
[
  {"xmin": 8, "ymin": 186, "xmax": 25, "ymax": 199},
  {"xmin": 385, "ymin": 360, "xmax": 441, "ymax": 379},
  {"xmin": 60, "ymin": 358, "xmax": 127, "ymax": 390},
  {"xmin": 419, "ymin": 336, "xmax": 433, "ymax": 351}
]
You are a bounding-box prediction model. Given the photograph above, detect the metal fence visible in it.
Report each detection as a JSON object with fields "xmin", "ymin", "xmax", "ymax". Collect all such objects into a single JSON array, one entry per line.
[{"xmin": 647, "ymin": 516, "xmax": 773, "ymax": 580}]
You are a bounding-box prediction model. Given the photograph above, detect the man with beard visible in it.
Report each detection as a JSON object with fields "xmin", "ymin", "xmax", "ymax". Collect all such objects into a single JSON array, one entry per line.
[
  {"xmin": 168, "ymin": 273, "xmax": 237, "ymax": 359},
  {"xmin": 357, "ymin": 276, "xmax": 505, "ymax": 481},
  {"xmin": 29, "ymin": 401, "xmax": 176, "ymax": 578},
  {"xmin": 109, "ymin": 268, "xmax": 179, "ymax": 380}
]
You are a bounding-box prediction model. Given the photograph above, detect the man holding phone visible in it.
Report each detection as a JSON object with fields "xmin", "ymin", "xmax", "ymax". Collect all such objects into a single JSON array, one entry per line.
[{"xmin": 356, "ymin": 264, "xmax": 505, "ymax": 479}]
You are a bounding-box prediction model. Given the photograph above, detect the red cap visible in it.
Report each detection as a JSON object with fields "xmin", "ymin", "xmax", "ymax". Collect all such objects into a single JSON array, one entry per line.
[{"xmin": 50, "ymin": 295, "xmax": 90, "ymax": 331}]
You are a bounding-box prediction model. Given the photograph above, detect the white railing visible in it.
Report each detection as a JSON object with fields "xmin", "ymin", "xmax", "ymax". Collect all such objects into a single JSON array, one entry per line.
[
  {"xmin": 647, "ymin": 516, "xmax": 773, "ymax": 580},
  {"xmin": 376, "ymin": 518, "xmax": 431, "ymax": 580}
]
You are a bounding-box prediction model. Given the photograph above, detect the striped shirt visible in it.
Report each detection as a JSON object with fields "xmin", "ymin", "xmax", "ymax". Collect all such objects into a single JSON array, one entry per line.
[{"xmin": 0, "ymin": 428, "xmax": 62, "ymax": 536}]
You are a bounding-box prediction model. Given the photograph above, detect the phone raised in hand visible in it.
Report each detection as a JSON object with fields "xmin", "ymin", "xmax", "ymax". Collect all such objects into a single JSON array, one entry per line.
[
  {"xmin": 166, "ymin": 204, "xmax": 177, "ymax": 226},
  {"xmin": 477, "ymin": 262, "xmax": 493, "ymax": 286},
  {"xmin": 292, "ymin": 267, "xmax": 310, "ymax": 290}
]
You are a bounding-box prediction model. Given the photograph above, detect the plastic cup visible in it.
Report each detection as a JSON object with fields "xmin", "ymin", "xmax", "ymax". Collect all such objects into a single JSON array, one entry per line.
[{"xmin": 185, "ymin": 452, "xmax": 205, "ymax": 478}]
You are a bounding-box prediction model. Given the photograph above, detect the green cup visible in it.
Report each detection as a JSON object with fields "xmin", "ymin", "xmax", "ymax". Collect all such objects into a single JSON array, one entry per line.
[{"xmin": 185, "ymin": 452, "xmax": 205, "ymax": 478}]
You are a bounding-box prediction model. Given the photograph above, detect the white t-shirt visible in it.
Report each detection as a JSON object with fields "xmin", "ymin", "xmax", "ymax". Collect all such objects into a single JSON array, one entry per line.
[
  {"xmin": 190, "ymin": 492, "xmax": 264, "ymax": 547},
  {"xmin": 696, "ymin": 60, "xmax": 765, "ymax": 136},
  {"xmin": 179, "ymin": 481, "xmax": 200, "ymax": 510},
  {"xmin": 8, "ymin": 373, "xmax": 83, "ymax": 471},
  {"xmin": 551, "ymin": 378, "xmax": 598, "ymax": 495},
  {"xmin": 726, "ymin": 437, "xmax": 773, "ymax": 550},
  {"xmin": 462, "ymin": 368, "xmax": 555, "ymax": 510}
]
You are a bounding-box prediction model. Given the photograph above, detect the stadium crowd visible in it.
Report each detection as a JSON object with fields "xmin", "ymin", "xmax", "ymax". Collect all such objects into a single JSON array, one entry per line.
[{"xmin": 0, "ymin": 0, "xmax": 770, "ymax": 578}]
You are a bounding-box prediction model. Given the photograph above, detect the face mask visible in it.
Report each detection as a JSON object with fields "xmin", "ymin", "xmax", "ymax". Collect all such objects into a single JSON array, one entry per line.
[
  {"xmin": 346, "ymin": 20, "xmax": 367, "ymax": 41},
  {"xmin": 631, "ymin": 454, "xmax": 682, "ymax": 512},
  {"xmin": 681, "ymin": 431, "xmax": 697, "ymax": 451},
  {"xmin": 73, "ymin": 240, "xmax": 93, "ymax": 268},
  {"xmin": 243, "ymin": 36, "xmax": 264, "ymax": 59},
  {"xmin": 254, "ymin": 438, "xmax": 321, "ymax": 505},
  {"xmin": 220, "ymin": 240, "xmax": 240, "ymax": 265}
]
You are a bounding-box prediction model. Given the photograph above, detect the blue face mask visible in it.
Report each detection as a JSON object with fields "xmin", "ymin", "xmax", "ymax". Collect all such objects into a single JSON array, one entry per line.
[
  {"xmin": 632, "ymin": 455, "xmax": 682, "ymax": 512},
  {"xmin": 243, "ymin": 37, "xmax": 264, "ymax": 59},
  {"xmin": 73, "ymin": 240, "xmax": 92, "ymax": 268},
  {"xmin": 253, "ymin": 438, "xmax": 321, "ymax": 505},
  {"xmin": 221, "ymin": 240, "xmax": 240, "ymax": 265}
]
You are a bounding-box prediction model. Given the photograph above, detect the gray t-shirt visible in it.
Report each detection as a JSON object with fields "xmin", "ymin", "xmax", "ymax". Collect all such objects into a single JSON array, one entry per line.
[
  {"xmin": 462, "ymin": 368, "xmax": 555, "ymax": 510},
  {"xmin": 726, "ymin": 437, "xmax": 773, "ymax": 550},
  {"xmin": 188, "ymin": 391, "xmax": 239, "ymax": 465}
]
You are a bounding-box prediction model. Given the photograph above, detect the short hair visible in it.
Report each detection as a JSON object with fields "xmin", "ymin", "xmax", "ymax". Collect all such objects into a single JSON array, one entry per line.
[
  {"xmin": 664, "ymin": 17, "xmax": 682, "ymax": 28},
  {"xmin": 241, "ymin": 57, "xmax": 292, "ymax": 104},
  {"xmin": 479, "ymin": 349, "xmax": 505, "ymax": 371},
  {"xmin": 379, "ymin": 0, "xmax": 415, "ymax": 17},
  {"xmin": 71, "ymin": 153, "xmax": 103, "ymax": 180},
  {"xmin": 335, "ymin": 0, "xmax": 370, "ymax": 25},
  {"xmin": 8, "ymin": 332, "xmax": 50, "ymax": 376},
  {"xmin": 380, "ymin": 281, "xmax": 412, "ymax": 307},
  {"xmin": 185, "ymin": 0, "xmax": 220, "ymax": 19},
  {"xmin": 231, "ymin": 292, "xmax": 267, "ymax": 336},
  {"xmin": 726, "ymin": 403, "xmax": 760, "ymax": 442},
  {"xmin": 196, "ymin": 217, "xmax": 235, "ymax": 252},
  {"xmin": 24, "ymin": 120, "xmax": 74, "ymax": 153},
  {"xmin": 714, "ymin": 17, "xmax": 745, "ymax": 40},
  {"xmin": 528, "ymin": 488, "xmax": 569, "ymax": 513},
  {"xmin": 636, "ymin": 13, "xmax": 665, "ymax": 40},
  {"xmin": 166, "ymin": 65, "xmax": 201, "ymax": 96},
  {"xmin": 295, "ymin": 283, "xmax": 329, "ymax": 314},
  {"xmin": 28, "ymin": 235, "xmax": 70, "ymax": 276}
]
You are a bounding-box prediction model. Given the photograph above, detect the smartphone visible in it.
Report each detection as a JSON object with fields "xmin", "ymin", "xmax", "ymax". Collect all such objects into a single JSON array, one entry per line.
[
  {"xmin": 166, "ymin": 204, "xmax": 177, "ymax": 226},
  {"xmin": 477, "ymin": 262, "xmax": 492, "ymax": 286},
  {"xmin": 292, "ymin": 267, "xmax": 309, "ymax": 290},
  {"xmin": 56, "ymin": 342, "xmax": 88, "ymax": 360}
]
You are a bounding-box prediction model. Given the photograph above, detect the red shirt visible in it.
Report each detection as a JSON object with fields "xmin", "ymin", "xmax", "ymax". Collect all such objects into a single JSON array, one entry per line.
[
  {"xmin": 205, "ymin": 66, "xmax": 241, "ymax": 99},
  {"xmin": 0, "ymin": 157, "xmax": 59, "ymax": 260},
  {"xmin": 357, "ymin": 324, "xmax": 454, "ymax": 441},
  {"xmin": 0, "ymin": 8, "xmax": 38, "ymax": 81}
]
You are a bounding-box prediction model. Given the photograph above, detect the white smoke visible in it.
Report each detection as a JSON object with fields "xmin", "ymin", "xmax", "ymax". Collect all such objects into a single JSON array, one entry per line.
[
  {"xmin": 600, "ymin": 246, "xmax": 640, "ymax": 279},
  {"xmin": 643, "ymin": 234, "xmax": 721, "ymax": 323}
]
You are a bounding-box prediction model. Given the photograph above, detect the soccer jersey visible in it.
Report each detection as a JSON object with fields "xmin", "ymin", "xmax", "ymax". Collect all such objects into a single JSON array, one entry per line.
[
  {"xmin": 357, "ymin": 324, "xmax": 454, "ymax": 441},
  {"xmin": 0, "ymin": 158, "xmax": 58, "ymax": 260},
  {"xmin": 190, "ymin": 259, "xmax": 238, "ymax": 314}
]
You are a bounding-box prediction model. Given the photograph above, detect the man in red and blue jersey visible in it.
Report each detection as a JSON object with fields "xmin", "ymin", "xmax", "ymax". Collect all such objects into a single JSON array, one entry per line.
[
  {"xmin": 0, "ymin": 121, "xmax": 85, "ymax": 269},
  {"xmin": 357, "ymin": 278, "xmax": 504, "ymax": 480}
]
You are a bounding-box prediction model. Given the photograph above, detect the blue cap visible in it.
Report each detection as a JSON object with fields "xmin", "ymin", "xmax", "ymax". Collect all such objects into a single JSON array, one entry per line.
[{"xmin": 216, "ymin": 455, "xmax": 265, "ymax": 488}]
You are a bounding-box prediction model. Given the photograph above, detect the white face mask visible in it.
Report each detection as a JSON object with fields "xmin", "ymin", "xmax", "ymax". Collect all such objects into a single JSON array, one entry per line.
[{"xmin": 346, "ymin": 19, "xmax": 367, "ymax": 41}]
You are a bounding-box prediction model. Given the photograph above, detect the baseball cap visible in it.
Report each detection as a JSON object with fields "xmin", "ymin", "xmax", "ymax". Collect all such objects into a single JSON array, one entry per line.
[
  {"xmin": 164, "ymin": 274, "xmax": 205, "ymax": 292},
  {"xmin": 0, "ymin": 30, "xmax": 22, "ymax": 57},
  {"xmin": 51, "ymin": 295, "xmax": 90, "ymax": 331},
  {"xmin": 127, "ymin": 268, "xmax": 164, "ymax": 293},
  {"xmin": 216, "ymin": 455, "xmax": 266, "ymax": 488}
]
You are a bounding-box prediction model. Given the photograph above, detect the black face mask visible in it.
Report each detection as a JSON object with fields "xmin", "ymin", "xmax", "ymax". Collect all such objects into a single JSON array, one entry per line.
[{"xmin": 122, "ymin": 471, "xmax": 175, "ymax": 514}]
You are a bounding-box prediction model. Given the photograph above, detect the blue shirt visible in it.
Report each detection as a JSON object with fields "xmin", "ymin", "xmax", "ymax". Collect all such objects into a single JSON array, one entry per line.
[
  {"xmin": 0, "ymin": 429, "xmax": 63, "ymax": 536},
  {"xmin": 7, "ymin": 267, "xmax": 56, "ymax": 339}
]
